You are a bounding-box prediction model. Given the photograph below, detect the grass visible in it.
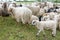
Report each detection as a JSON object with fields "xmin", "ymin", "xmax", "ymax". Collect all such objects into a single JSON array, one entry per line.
[
  {"xmin": 0, "ymin": 16, "xmax": 60, "ymax": 40},
  {"xmin": 0, "ymin": 1, "xmax": 60, "ymax": 40}
]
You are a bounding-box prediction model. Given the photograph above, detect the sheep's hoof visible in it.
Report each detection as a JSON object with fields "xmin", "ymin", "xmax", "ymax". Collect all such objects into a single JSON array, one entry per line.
[{"xmin": 52, "ymin": 35, "xmax": 55, "ymax": 37}]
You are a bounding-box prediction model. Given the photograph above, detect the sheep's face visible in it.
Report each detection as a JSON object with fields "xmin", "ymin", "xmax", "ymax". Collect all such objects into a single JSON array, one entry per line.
[
  {"xmin": 32, "ymin": 20, "xmax": 38, "ymax": 25},
  {"xmin": 32, "ymin": 20, "xmax": 36, "ymax": 25}
]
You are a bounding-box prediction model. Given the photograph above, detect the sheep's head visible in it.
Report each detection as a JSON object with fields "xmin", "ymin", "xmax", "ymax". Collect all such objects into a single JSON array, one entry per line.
[
  {"xmin": 42, "ymin": 15, "xmax": 50, "ymax": 21},
  {"xmin": 2, "ymin": 2, "xmax": 8, "ymax": 9},
  {"xmin": 8, "ymin": 7, "xmax": 14, "ymax": 14},
  {"xmin": 32, "ymin": 20, "xmax": 39, "ymax": 25}
]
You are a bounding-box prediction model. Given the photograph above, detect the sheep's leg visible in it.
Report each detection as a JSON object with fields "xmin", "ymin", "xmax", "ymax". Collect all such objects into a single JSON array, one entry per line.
[
  {"xmin": 28, "ymin": 16, "xmax": 31, "ymax": 24},
  {"xmin": 21, "ymin": 17, "xmax": 25, "ymax": 24},
  {"xmin": 42, "ymin": 30, "xmax": 46, "ymax": 36},
  {"xmin": 52, "ymin": 29, "xmax": 56, "ymax": 37},
  {"xmin": 16, "ymin": 18, "xmax": 20, "ymax": 24},
  {"xmin": 36, "ymin": 29, "xmax": 42, "ymax": 36},
  {"xmin": 59, "ymin": 22, "xmax": 60, "ymax": 30}
]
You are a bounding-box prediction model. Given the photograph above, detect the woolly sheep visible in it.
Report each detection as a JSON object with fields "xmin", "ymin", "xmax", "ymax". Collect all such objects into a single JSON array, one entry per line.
[
  {"xmin": 9, "ymin": 7, "xmax": 32, "ymax": 24},
  {"xmin": 46, "ymin": 12, "xmax": 57, "ymax": 20},
  {"xmin": 32, "ymin": 19, "xmax": 57, "ymax": 37},
  {"xmin": 43, "ymin": 14, "xmax": 60, "ymax": 30},
  {"xmin": 26, "ymin": 6, "xmax": 40, "ymax": 16},
  {"xmin": 46, "ymin": 2, "xmax": 54, "ymax": 8}
]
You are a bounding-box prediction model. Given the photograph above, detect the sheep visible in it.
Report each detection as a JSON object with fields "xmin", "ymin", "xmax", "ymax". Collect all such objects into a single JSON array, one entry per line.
[
  {"xmin": 45, "ymin": 12, "xmax": 57, "ymax": 20},
  {"xmin": 0, "ymin": 2, "xmax": 10, "ymax": 17},
  {"xmin": 8, "ymin": 2, "xmax": 17, "ymax": 17},
  {"xmin": 8, "ymin": 2, "xmax": 16, "ymax": 8},
  {"xmin": 42, "ymin": 14, "xmax": 60, "ymax": 30},
  {"xmin": 0, "ymin": 3, "xmax": 3, "ymax": 16},
  {"xmin": 46, "ymin": 2, "xmax": 54, "ymax": 8},
  {"xmin": 31, "ymin": 2, "xmax": 45, "ymax": 7},
  {"xmin": 2, "ymin": 2, "xmax": 10, "ymax": 17},
  {"xmin": 26, "ymin": 5, "xmax": 46, "ymax": 18},
  {"xmin": 32, "ymin": 19, "xmax": 57, "ymax": 37},
  {"xmin": 26, "ymin": 6, "xmax": 40, "ymax": 16},
  {"xmin": 9, "ymin": 7, "xmax": 32, "ymax": 24}
]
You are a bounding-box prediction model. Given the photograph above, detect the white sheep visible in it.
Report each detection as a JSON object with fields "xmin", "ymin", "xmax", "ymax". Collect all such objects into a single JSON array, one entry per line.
[
  {"xmin": 45, "ymin": 12, "xmax": 57, "ymax": 20},
  {"xmin": 26, "ymin": 6, "xmax": 40, "ymax": 16},
  {"xmin": 41, "ymin": 12, "xmax": 57, "ymax": 21},
  {"xmin": 43, "ymin": 14, "xmax": 60, "ymax": 30},
  {"xmin": 46, "ymin": 2, "xmax": 54, "ymax": 8},
  {"xmin": 9, "ymin": 7, "xmax": 32, "ymax": 24},
  {"xmin": 32, "ymin": 19, "xmax": 57, "ymax": 37},
  {"xmin": 56, "ymin": 8, "xmax": 60, "ymax": 13}
]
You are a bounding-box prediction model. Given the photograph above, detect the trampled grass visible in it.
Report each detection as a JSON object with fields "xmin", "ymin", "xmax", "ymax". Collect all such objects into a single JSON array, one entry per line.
[{"xmin": 0, "ymin": 16, "xmax": 60, "ymax": 40}]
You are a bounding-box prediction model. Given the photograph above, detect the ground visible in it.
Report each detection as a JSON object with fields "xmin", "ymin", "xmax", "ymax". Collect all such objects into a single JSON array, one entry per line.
[{"xmin": 0, "ymin": 16, "xmax": 60, "ymax": 40}]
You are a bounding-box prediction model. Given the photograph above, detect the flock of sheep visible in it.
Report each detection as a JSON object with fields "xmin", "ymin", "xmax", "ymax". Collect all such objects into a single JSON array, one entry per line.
[{"xmin": 0, "ymin": 1, "xmax": 60, "ymax": 37}]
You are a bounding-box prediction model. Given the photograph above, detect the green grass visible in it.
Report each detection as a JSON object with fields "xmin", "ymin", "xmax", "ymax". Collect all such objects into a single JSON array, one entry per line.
[{"xmin": 0, "ymin": 16, "xmax": 60, "ymax": 40}]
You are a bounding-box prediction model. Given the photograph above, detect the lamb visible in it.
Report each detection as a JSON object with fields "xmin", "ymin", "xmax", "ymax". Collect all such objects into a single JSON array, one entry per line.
[
  {"xmin": 9, "ymin": 7, "xmax": 32, "ymax": 24},
  {"xmin": 32, "ymin": 19, "xmax": 57, "ymax": 37}
]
